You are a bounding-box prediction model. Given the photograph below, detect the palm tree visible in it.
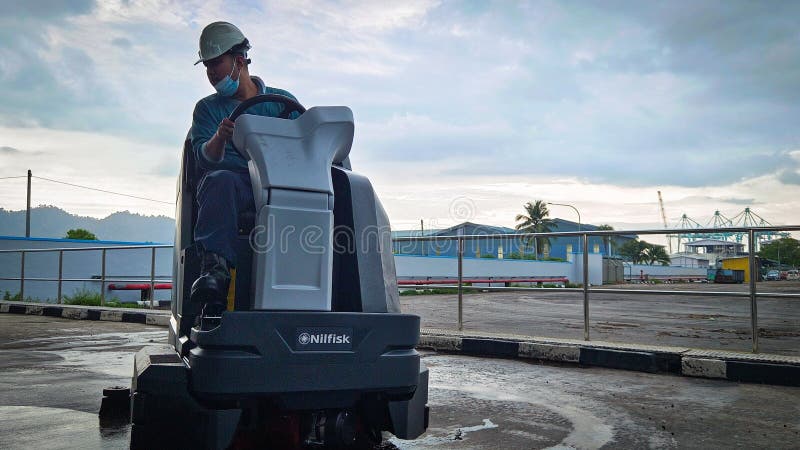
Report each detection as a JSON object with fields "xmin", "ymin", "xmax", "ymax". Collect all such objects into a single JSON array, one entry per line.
[
  {"xmin": 515, "ymin": 200, "xmax": 555, "ymax": 259},
  {"xmin": 618, "ymin": 238, "xmax": 649, "ymax": 264},
  {"xmin": 596, "ymin": 224, "xmax": 615, "ymax": 255},
  {"xmin": 643, "ymin": 244, "xmax": 671, "ymax": 266}
]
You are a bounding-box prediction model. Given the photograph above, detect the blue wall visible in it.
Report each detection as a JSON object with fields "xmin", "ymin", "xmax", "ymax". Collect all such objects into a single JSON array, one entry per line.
[{"xmin": 392, "ymin": 220, "xmax": 634, "ymax": 260}]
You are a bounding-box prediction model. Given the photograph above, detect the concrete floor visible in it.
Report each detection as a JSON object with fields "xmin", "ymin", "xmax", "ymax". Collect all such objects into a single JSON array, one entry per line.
[
  {"xmin": 1, "ymin": 315, "xmax": 799, "ymax": 449},
  {"xmin": 0, "ymin": 315, "xmax": 163, "ymax": 449},
  {"xmin": 401, "ymin": 280, "xmax": 800, "ymax": 356}
]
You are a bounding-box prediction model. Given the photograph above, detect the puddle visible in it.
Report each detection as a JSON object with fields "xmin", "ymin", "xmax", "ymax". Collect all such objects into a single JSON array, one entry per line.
[
  {"xmin": 391, "ymin": 419, "xmax": 499, "ymax": 448},
  {"xmin": 0, "ymin": 406, "xmax": 130, "ymax": 449}
]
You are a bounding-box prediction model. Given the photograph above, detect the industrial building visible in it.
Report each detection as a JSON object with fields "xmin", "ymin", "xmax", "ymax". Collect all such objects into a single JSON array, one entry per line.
[
  {"xmin": 672, "ymin": 239, "xmax": 746, "ymax": 266},
  {"xmin": 392, "ymin": 219, "xmax": 635, "ymax": 260}
]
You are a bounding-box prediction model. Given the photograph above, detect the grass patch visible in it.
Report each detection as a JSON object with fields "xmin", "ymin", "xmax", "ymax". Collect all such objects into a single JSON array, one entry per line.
[
  {"xmin": 105, "ymin": 301, "xmax": 143, "ymax": 308},
  {"xmin": 505, "ymin": 252, "xmax": 537, "ymax": 260},
  {"xmin": 63, "ymin": 289, "xmax": 130, "ymax": 307},
  {"xmin": 2, "ymin": 291, "xmax": 37, "ymax": 301},
  {"xmin": 2, "ymin": 289, "xmax": 144, "ymax": 308},
  {"xmin": 3, "ymin": 290, "xmax": 22, "ymax": 301}
]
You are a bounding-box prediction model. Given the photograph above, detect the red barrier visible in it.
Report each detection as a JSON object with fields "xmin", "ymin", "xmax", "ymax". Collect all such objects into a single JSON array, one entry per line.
[
  {"xmin": 108, "ymin": 279, "xmax": 568, "ymax": 291},
  {"xmin": 107, "ymin": 283, "xmax": 172, "ymax": 291}
]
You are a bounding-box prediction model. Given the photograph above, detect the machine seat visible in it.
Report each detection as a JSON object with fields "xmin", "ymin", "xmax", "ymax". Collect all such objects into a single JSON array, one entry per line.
[{"xmin": 236, "ymin": 210, "xmax": 256, "ymax": 235}]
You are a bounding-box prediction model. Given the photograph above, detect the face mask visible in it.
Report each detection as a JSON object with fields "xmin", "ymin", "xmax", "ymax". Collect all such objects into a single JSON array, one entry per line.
[{"xmin": 214, "ymin": 59, "xmax": 240, "ymax": 97}]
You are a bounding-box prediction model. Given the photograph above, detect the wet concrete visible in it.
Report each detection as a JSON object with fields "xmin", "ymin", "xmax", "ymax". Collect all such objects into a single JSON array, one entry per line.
[
  {"xmin": 2, "ymin": 315, "xmax": 799, "ymax": 449},
  {"xmin": 401, "ymin": 281, "xmax": 800, "ymax": 356},
  {"xmin": 0, "ymin": 315, "xmax": 164, "ymax": 449},
  {"xmin": 396, "ymin": 353, "xmax": 800, "ymax": 449}
]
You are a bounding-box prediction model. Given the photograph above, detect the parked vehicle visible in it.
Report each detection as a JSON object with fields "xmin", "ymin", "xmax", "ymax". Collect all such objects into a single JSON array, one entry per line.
[
  {"xmin": 787, "ymin": 270, "xmax": 800, "ymax": 281},
  {"xmin": 765, "ymin": 270, "xmax": 781, "ymax": 281}
]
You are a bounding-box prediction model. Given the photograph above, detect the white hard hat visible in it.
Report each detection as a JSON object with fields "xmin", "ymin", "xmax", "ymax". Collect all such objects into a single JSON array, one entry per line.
[{"xmin": 194, "ymin": 21, "xmax": 250, "ymax": 65}]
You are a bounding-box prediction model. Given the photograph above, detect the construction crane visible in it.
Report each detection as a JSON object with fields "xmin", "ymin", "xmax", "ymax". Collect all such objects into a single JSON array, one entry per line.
[
  {"xmin": 657, "ymin": 191, "xmax": 672, "ymax": 254},
  {"xmin": 671, "ymin": 207, "xmax": 789, "ymax": 251}
]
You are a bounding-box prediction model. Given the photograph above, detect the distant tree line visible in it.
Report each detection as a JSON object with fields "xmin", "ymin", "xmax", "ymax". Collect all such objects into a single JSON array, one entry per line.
[
  {"xmin": 65, "ymin": 228, "xmax": 98, "ymax": 240},
  {"xmin": 513, "ymin": 200, "xmax": 618, "ymax": 260},
  {"xmin": 617, "ymin": 238, "xmax": 671, "ymax": 265},
  {"xmin": 758, "ymin": 238, "xmax": 800, "ymax": 267}
]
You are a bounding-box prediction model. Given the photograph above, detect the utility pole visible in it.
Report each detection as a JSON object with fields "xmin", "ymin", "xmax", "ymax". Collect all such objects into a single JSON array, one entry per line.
[
  {"xmin": 420, "ymin": 219, "xmax": 425, "ymax": 256},
  {"xmin": 658, "ymin": 191, "xmax": 672, "ymax": 254},
  {"xmin": 26, "ymin": 169, "xmax": 31, "ymax": 238}
]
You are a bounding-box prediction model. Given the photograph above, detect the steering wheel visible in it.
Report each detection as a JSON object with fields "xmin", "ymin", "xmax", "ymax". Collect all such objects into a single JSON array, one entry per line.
[
  {"xmin": 229, "ymin": 93, "xmax": 306, "ymax": 121},
  {"xmin": 228, "ymin": 94, "xmax": 307, "ymax": 156}
]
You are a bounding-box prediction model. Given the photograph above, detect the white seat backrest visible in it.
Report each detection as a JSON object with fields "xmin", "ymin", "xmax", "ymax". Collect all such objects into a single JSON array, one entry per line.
[{"xmin": 232, "ymin": 106, "xmax": 354, "ymax": 311}]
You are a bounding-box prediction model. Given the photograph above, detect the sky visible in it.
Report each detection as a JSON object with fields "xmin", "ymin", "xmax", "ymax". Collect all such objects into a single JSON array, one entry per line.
[{"xmin": 0, "ymin": 0, "xmax": 798, "ymax": 243}]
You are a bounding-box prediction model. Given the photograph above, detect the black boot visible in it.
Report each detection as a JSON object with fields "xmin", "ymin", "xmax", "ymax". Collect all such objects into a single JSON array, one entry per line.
[{"xmin": 191, "ymin": 250, "xmax": 231, "ymax": 328}]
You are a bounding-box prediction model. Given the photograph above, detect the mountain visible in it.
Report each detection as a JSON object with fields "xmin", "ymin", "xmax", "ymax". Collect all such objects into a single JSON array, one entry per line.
[{"xmin": 0, "ymin": 205, "xmax": 175, "ymax": 243}]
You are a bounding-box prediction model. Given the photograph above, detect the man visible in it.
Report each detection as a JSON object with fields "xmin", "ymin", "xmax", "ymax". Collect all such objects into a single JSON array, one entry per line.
[{"xmin": 190, "ymin": 21, "xmax": 299, "ymax": 318}]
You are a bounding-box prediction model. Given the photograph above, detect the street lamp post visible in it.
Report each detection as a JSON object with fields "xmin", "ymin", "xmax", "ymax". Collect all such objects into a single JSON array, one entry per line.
[
  {"xmin": 547, "ymin": 202, "xmax": 582, "ymax": 258},
  {"xmin": 547, "ymin": 202, "xmax": 581, "ymax": 231}
]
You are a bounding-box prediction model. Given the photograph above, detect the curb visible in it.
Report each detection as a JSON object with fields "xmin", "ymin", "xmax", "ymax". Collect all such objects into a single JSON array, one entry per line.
[
  {"xmin": 415, "ymin": 330, "xmax": 800, "ymax": 387},
  {"xmin": 2, "ymin": 300, "xmax": 799, "ymax": 387},
  {"xmin": 0, "ymin": 301, "xmax": 162, "ymax": 326}
]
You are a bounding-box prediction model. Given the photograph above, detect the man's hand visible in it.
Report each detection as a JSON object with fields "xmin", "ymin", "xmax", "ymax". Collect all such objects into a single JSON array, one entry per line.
[
  {"xmin": 215, "ymin": 118, "xmax": 235, "ymax": 140},
  {"xmin": 204, "ymin": 118, "xmax": 234, "ymax": 162}
]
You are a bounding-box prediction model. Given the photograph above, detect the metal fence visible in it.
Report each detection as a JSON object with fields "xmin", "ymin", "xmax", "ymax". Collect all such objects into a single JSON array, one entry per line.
[
  {"xmin": 393, "ymin": 225, "xmax": 800, "ymax": 353},
  {"xmin": 0, "ymin": 244, "xmax": 172, "ymax": 308},
  {"xmin": 1, "ymin": 225, "xmax": 798, "ymax": 353}
]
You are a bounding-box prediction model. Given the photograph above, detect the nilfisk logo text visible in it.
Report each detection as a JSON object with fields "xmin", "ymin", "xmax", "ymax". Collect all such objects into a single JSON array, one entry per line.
[{"xmin": 298, "ymin": 332, "xmax": 351, "ymax": 345}]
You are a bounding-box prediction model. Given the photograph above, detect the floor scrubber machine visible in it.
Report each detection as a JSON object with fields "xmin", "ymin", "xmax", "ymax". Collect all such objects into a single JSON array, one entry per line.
[{"xmin": 124, "ymin": 95, "xmax": 429, "ymax": 449}]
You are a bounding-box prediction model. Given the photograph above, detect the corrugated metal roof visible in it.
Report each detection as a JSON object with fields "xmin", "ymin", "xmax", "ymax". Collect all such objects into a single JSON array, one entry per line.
[
  {"xmin": 391, "ymin": 229, "xmax": 442, "ymax": 238},
  {"xmin": 684, "ymin": 239, "xmax": 744, "ymax": 247}
]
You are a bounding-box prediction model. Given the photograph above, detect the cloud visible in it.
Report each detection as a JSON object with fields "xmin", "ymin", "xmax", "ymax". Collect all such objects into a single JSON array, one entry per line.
[
  {"xmin": 357, "ymin": 114, "xmax": 515, "ymax": 162},
  {"xmin": 0, "ymin": 1, "xmax": 798, "ymax": 226},
  {"xmin": 0, "ymin": 146, "xmax": 46, "ymax": 156},
  {"xmin": 678, "ymin": 195, "xmax": 759, "ymax": 206},
  {"xmin": 345, "ymin": 2, "xmax": 800, "ymax": 187},
  {"xmin": 778, "ymin": 170, "xmax": 800, "ymax": 185},
  {"xmin": 718, "ymin": 197, "xmax": 759, "ymax": 206},
  {"xmin": 0, "ymin": 0, "xmax": 93, "ymax": 19},
  {"xmin": 110, "ymin": 37, "xmax": 132, "ymax": 49},
  {"xmin": 635, "ymin": 2, "xmax": 800, "ymax": 104}
]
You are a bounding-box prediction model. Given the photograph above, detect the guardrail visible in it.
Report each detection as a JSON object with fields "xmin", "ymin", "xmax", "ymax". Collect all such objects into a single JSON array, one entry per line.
[
  {"xmin": 0, "ymin": 244, "xmax": 172, "ymax": 308},
  {"xmin": 393, "ymin": 225, "xmax": 800, "ymax": 353},
  {"xmin": 1, "ymin": 225, "xmax": 798, "ymax": 352}
]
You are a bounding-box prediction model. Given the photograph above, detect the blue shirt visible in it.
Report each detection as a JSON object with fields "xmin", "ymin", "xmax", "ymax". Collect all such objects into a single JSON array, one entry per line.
[{"xmin": 190, "ymin": 77, "xmax": 299, "ymax": 172}]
